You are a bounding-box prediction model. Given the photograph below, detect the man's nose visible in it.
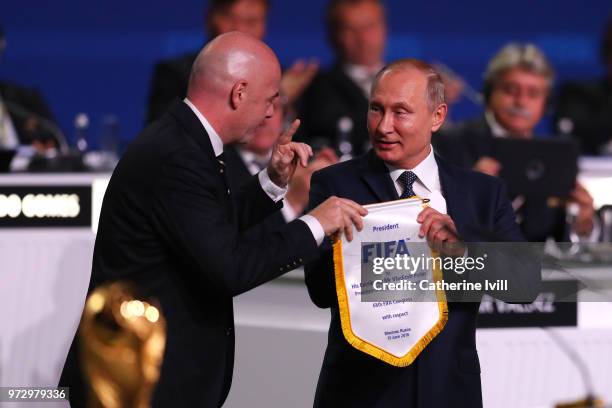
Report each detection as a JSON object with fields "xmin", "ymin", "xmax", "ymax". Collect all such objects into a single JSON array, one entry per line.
[
  {"xmin": 514, "ymin": 89, "xmax": 529, "ymax": 107},
  {"xmin": 377, "ymin": 112, "xmax": 393, "ymax": 134}
]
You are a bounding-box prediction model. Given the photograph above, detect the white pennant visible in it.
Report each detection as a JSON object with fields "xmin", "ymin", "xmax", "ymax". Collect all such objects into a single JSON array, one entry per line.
[{"xmin": 333, "ymin": 198, "xmax": 448, "ymax": 366}]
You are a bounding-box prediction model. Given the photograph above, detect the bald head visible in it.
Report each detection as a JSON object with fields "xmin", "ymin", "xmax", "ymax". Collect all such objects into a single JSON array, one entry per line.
[
  {"xmin": 186, "ymin": 32, "xmax": 282, "ymax": 144},
  {"xmin": 188, "ymin": 31, "xmax": 279, "ymax": 99}
]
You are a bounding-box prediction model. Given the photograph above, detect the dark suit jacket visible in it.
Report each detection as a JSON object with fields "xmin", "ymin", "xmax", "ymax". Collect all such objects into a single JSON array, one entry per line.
[
  {"xmin": 435, "ymin": 116, "xmax": 569, "ymax": 242},
  {"xmin": 145, "ymin": 52, "xmax": 198, "ymax": 124},
  {"xmin": 223, "ymin": 144, "xmax": 287, "ymax": 230},
  {"xmin": 304, "ymin": 151, "xmax": 525, "ymax": 408},
  {"xmin": 0, "ymin": 80, "xmax": 58, "ymax": 145},
  {"xmin": 296, "ymin": 62, "xmax": 370, "ymax": 155},
  {"xmin": 555, "ymin": 78, "xmax": 612, "ymax": 155},
  {"xmin": 59, "ymin": 101, "xmax": 319, "ymax": 407}
]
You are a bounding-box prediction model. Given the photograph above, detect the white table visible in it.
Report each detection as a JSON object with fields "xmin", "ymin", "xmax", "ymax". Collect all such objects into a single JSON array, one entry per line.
[{"xmin": 1, "ymin": 170, "xmax": 611, "ymax": 408}]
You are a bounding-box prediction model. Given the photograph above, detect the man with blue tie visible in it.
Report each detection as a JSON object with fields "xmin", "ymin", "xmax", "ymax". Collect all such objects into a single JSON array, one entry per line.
[
  {"xmin": 304, "ymin": 59, "xmax": 526, "ymax": 407},
  {"xmin": 59, "ymin": 32, "xmax": 367, "ymax": 408}
]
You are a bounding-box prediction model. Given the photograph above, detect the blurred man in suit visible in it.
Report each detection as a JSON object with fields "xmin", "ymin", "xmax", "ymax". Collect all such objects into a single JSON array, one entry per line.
[
  {"xmin": 60, "ymin": 32, "xmax": 367, "ymax": 407},
  {"xmin": 0, "ymin": 24, "xmax": 59, "ymax": 152},
  {"xmin": 296, "ymin": 0, "xmax": 465, "ymax": 158},
  {"xmin": 146, "ymin": 0, "xmax": 318, "ymax": 124},
  {"xmin": 225, "ymin": 98, "xmax": 338, "ymax": 226},
  {"xmin": 297, "ymin": 0, "xmax": 387, "ymax": 156},
  {"xmin": 434, "ymin": 43, "xmax": 597, "ymax": 242},
  {"xmin": 305, "ymin": 59, "xmax": 526, "ymax": 408},
  {"xmin": 555, "ymin": 16, "xmax": 612, "ymax": 155}
]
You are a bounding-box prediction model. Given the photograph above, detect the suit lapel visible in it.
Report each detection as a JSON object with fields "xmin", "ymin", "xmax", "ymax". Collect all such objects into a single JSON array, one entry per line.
[
  {"xmin": 168, "ymin": 100, "xmax": 218, "ymax": 161},
  {"xmin": 329, "ymin": 64, "xmax": 369, "ymax": 108},
  {"xmin": 435, "ymin": 155, "xmax": 473, "ymax": 237},
  {"xmin": 359, "ymin": 151, "xmax": 473, "ymax": 227},
  {"xmin": 168, "ymin": 100, "xmax": 235, "ymax": 220},
  {"xmin": 466, "ymin": 116, "xmax": 495, "ymax": 161},
  {"xmin": 360, "ymin": 151, "xmax": 399, "ymax": 202},
  {"xmin": 223, "ymin": 145, "xmax": 252, "ymax": 190}
]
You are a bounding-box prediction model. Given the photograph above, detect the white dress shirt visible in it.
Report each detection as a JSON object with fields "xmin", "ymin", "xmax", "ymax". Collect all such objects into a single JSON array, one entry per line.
[
  {"xmin": 385, "ymin": 145, "xmax": 448, "ymax": 215},
  {"xmin": 237, "ymin": 148, "xmax": 270, "ymax": 176},
  {"xmin": 0, "ymin": 95, "xmax": 20, "ymax": 149},
  {"xmin": 484, "ymin": 109, "xmax": 512, "ymax": 139},
  {"xmin": 183, "ymin": 98, "xmax": 324, "ymax": 244},
  {"xmin": 387, "ymin": 146, "xmax": 470, "ymax": 257},
  {"xmin": 344, "ymin": 62, "xmax": 384, "ymax": 98}
]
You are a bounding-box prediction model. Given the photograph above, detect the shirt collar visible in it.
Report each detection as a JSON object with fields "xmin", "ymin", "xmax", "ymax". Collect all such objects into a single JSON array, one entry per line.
[
  {"xmin": 343, "ymin": 62, "xmax": 384, "ymax": 96},
  {"xmin": 237, "ymin": 147, "xmax": 271, "ymax": 167},
  {"xmin": 343, "ymin": 63, "xmax": 382, "ymax": 81},
  {"xmin": 385, "ymin": 145, "xmax": 439, "ymax": 193},
  {"xmin": 484, "ymin": 110, "xmax": 511, "ymax": 138},
  {"xmin": 184, "ymin": 98, "xmax": 224, "ymax": 157},
  {"xmin": 485, "ymin": 109, "xmax": 535, "ymax": 139}
]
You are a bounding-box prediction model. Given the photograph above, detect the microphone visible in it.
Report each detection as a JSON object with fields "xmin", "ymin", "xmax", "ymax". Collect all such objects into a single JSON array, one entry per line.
[
  {"xmin": 431, "ymin": 62, "xmax": 483, "ymax": 106},
  {"xmin": 3, "ymin": 100, "xmax": 70, "ymax": 154},
  {"xmin": 544, "ymin": 328, "xmax": 599, "ymax": 407}
]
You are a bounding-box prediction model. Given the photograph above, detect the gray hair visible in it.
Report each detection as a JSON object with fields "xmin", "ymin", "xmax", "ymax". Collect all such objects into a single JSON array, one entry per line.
[{"xmin": 483, "ymin": 43, "xmax": 554, "ymax": 100}]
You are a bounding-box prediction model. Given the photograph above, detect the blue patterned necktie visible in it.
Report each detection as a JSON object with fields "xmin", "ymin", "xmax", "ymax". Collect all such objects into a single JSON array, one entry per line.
[{"xmin": 397, "ymin": 170, "xmax": 418, "ymax": 199}]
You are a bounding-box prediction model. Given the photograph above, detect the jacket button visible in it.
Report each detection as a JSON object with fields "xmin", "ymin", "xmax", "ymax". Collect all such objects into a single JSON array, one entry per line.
[
  {"xmin": 220, "ymin": 168, "xmax": 224, "ymax": 174},
  {"xmin": 226, "ymin": 327, "xmax": 233, "ymax": 336},
  {"xmin": 298, "ymin": 258, "xmax": 303, "ymax": 263}
]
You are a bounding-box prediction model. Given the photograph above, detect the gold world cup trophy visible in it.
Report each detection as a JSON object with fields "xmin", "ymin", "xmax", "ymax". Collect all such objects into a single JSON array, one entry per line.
[{"xmin": 78, "ymin": 282, "xmax": 166, "ymax": 408}]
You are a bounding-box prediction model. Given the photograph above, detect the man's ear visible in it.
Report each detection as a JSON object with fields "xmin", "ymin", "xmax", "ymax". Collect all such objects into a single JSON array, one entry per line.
[
  {"xmin": 230, "ymin": 80, "xmax": 248, "ymax": 110},
  {"xmin": 431, "ymin": 103, "xmax": 448, "ymax": 132}
]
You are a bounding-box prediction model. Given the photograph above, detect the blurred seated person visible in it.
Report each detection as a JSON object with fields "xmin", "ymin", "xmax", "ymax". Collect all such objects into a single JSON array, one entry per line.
[
  {"xmin": 225, "ymin": 99, "xmax": 338, "ymax": 226},
  {"xmin": 0, "ymin": 24, "xmax": 59, "ymax": 153},
  {"xmin": 146, "ymin": 0, "xmax": 317, "ymax": 124},
  {"xmin": 555, "ymin": 16, "xmax": 612, "ymax": 155},
  {"xmin": 296, "ymin": 0, "xmax": 464, "ymax": 157},
  {"xmin": 434, "ymin": 43, "xmax": 597, "ymax": 242}
]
